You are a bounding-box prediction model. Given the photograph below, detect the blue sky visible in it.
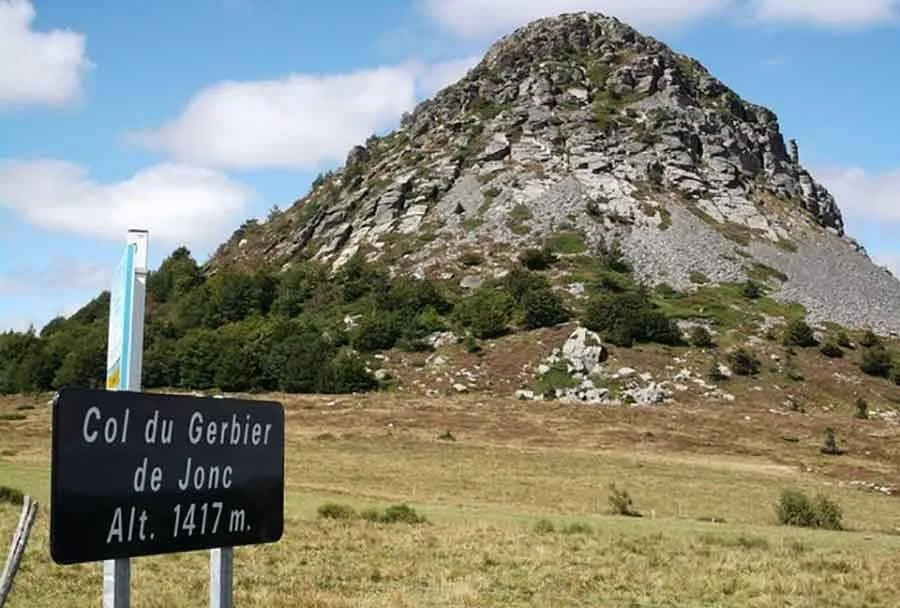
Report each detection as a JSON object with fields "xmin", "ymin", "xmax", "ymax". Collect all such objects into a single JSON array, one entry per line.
[{"xmin": 1, "ymin": 0, "xmax": 898, "ymax": 332}]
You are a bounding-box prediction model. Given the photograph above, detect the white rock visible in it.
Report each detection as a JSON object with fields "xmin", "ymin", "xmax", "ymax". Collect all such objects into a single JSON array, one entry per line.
[
  {"xmin": 561, "ymin": 327, "xmax": 608, "ymax": 374},
  {"xmin": 453, "ymin": 383, "xmax": 468, "ymax": 393}
]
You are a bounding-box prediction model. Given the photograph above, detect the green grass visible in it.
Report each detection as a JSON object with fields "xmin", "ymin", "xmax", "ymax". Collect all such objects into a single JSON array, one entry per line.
[
  {"xmin": 654, "ymin": 282, "xmax": 805, "ymax": 328},
  {"xmin": 747, "ymin": 263, "xmax": 789, "ymax": 283},
  {"xmin": 546, "ymin": 231, "xmax": 587, "ymax": 255}
]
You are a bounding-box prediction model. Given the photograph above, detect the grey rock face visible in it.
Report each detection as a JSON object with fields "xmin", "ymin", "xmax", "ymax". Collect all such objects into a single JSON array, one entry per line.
[{"xmin": 209, "ymin": 11, "xmax": 900, "ymax": 334}]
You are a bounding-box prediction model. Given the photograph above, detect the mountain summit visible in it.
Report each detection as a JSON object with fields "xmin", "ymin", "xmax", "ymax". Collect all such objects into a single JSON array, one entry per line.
[{"xmin": 209, "ymin": 12, "xmax": 900, "ymax": 334}]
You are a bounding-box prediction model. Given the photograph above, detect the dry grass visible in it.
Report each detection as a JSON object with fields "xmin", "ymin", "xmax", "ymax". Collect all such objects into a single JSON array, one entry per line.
[{"xmin": 2, "ymin": 388, "xmax": 900, "ymax": 606}]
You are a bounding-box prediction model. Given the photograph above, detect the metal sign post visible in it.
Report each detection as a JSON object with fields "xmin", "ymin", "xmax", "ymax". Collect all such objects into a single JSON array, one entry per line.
[
  {"xmin": 210, "ymin": 548, "xmax": 233, "ymax": 608},
  {"xmin": 103, "ymin": 229, "xmax": 148, "ymax": 608}
]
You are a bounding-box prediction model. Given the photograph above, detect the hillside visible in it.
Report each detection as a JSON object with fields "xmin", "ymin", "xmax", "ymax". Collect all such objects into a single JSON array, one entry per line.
[{"xmin": 208, "ymin": 12, "xmax": 900, "ymax": 335}]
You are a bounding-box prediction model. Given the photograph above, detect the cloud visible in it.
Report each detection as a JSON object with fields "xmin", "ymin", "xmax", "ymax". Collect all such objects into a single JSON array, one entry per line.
[
  {"xmin": 812, "ymin": 166, "xmax": 900, "ymax": 225},
  {"xmin": 421, "ymin": 0, "xmax": 900, "ymax": 38},
  {"xmin": 751, "ymin": 0, "xmax": 899, "ymax": 28},
  {"xmin": 0, "ymin": 0, "xmax": 92, "ymax": 108},
  {"xmin": 0, "ymin": 160, "xmax": 257, "ymax": 247},
  {"xmin": 414, "ymin": 55, "xmax": 482, "ymax": 96},
  {"xmin": 0, "ymin": 257, "xmax": 109, "ymax": 296},
  {"xmin": 421, "ymin": 0, "xmax": 731, "ymax": 38},
  {"xmin": 130, "ymin": 57, "xmax": 482, "ymax": 171},
  {"xmin": 131, "ymin": 66, "xmax": 418, "ymax": 171}
]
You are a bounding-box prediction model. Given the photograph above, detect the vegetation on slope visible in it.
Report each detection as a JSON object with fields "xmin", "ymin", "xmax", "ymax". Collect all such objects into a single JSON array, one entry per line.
[{"xmin": 2, "ymin": 240, "xmax": 898, "ymax": 396}]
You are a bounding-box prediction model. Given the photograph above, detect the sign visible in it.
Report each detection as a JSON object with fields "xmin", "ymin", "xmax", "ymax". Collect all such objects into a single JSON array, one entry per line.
[
  {"xmin": 50, "ymin": 387, "xmax": 284, "ymax": 565},
  {"xmin": 106, "ymin": 244, "xmax": 135, "ymax": 390}
]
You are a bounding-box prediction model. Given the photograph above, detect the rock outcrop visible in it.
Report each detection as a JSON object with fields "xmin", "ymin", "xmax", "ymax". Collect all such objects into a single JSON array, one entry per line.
[{"xmin": 207, "ymin": 12, "xmax": 900, "ymax": 335}]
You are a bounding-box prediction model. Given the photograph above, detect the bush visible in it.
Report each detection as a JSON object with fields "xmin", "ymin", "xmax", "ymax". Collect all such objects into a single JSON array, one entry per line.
[
  {"xmin": 819, "ymin": 341, "xmax": 844, "ymax": 358},
  {"xmin": 317, "ymin": 350, "xmax": 378, "ymax": 394},
  {"xmin": 533, "ymin": 519, "xmax": 556, "ymax": 534},
  {"xmin": 860, "ymin": 347, "xmax": 893, "ymax": 378},
  {"xmin": 522, "ymin": 288, "xmax": 570, "ymax": 329},
  {"xmin": 317, "ymin": 503, "xmax": 357, "ymax": 520},
  {"xmin": 582, "ymin": 290, "xmax": 680, "ymax": 347},
  {"xmin": 520, "ymin": 247, "xmax": 557, "ymax": 270},
  {"xmin": 835, "ymin": 331, "xmax": 852, "ymax": 348},
  {"xmin": 859, "ymin": 330, "xmax": 880, "ymax": 348},
  {"xmin": 741, "ymin": 280, "xmax": 762, "ymax": 299},
  {"xmin": 854, "ymin": 397, "xmax": 869, "ymax": 420},
  {"xmin": 690, "ymin": 326, "xmax": 714, "ymax": 348},
  {"xmin": 351, "ymin": 312, "xmax": 402, "ymax": 352},
  {"xmin": 821, "ymin": 427, "xmax": 843, "ymax": 455},
  {"xmin": 453, "ymin": 287, "xmax": 515, "ymax": 339},
  {"xmin": 0, "ymin": 485, "xmax": 24, "ymax": 506},
  {"xmin": 783, "ymin": 319, "xmax": 817, "ymax": 348},
  {"xmin": 608, "ymin": 484, "xmax": 641, "ymax": 517},
  {"xmin": 363, "ymin": 504, "xmax": 426, "ymax": 524},
  {"xmin": 775, "ymin": 489, "xmax": 843, "ymax": 530},
  {"xmin": 727, "ymin": 348, "xmax": 761, "ymax": 376}
]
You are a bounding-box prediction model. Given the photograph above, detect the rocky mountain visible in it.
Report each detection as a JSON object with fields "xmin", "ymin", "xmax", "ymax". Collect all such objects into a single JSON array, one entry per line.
[{"xmin": 208, "ymin": 12, "xmax": 900, "ymax": 335}]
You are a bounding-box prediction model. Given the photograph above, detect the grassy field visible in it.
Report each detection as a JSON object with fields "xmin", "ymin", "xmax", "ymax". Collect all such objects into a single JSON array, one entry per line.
[{"xmin": 2, "ymin": 391, "xmax": 900, "ymax": 607}]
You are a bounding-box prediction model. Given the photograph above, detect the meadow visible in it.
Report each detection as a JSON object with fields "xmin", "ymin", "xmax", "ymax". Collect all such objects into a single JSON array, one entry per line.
[{"xmin": 2, "ymin": 391, "xmax": 900, "ymax": 607}]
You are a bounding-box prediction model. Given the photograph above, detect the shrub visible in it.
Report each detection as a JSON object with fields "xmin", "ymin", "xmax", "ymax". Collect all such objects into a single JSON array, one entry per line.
[
  {"xmin": 775, "ymin": 489, "xmax": 843, "ymax": 530},
  {"xmin": 363, "ymin": 504, "xmax": 426, "ymax": 524},
  {"xmin": 0, "ymin": 485, "xmax": 24, "ymax": 506},
  {"xmin": 317, "ymin": 350, "xmax": 378, "ymax": 394},
  {"xmin": 783, "ymin": 319, "xmax": 817, "ymax": 348},
  {"xmin": 727, "ymin": 348, "xmax": 761, "ymax": 376},
  {"xmin": 835, "ymin": 331, "xmax": 852, "ymax": 348},
  {"xmin": 582, "ymin": 290, "xmax": 680, "ymax": 347},
  {"xmin": 608, "ymin": 484, "xmax": 642, "ymax": 517},
  {"xmin": 453, "ymin": 287, "xmax": 515, "ymax": 339},
  {"xmin": 533, "ymin": 519, "xmax": 556, "ymax": 534},
  {"xmin": 520, "ymin": 247, "xmax": 557, "ymax": 270},
  {"xmin": 859, "ymin": 330, "xmax": 880, "ymax": 348},
  {"xmin": 562, "ymin": 522, "xmax": 593, "ymax": 535},
  {"xmin": 854, "ymin": 397, "xmax": 869, "ymax": 420},
  {"xmin": 741, "ymin": 280, "xmax": 762, "ymax": 299},
  {"xmin": 317, "ymin": 503, "xmax": 357, "ymax": 520},
  {"xmin": 522, "ymin": 288, "xmax": 570, "ymax": 329},
  {"xmin": 437, "ymin": 430, "xmax": 456, "ymax": 441},
  {"xmin": 819, "ymin": 341, "xmax": 843, "ymax": 358},
  {"xmin": 821, "ymin": 427, "xmax": 842, "ymax": 455},
  {"xmin": 459, "ymin": 251, "xmax": 484, "ymax": 267},
  {"xmin": 860, "ymin": 347, "xmax": 893, "ymax": 378},
  {"xmin": 351, "ymin": 312, "xmax": 402, "ymax": 352},
  {"xmin": 690, "ymin": 326, "xmax": 714, "ymax": 348}
]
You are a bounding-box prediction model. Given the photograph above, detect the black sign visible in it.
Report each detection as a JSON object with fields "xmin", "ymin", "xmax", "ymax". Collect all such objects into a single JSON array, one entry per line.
[{"xmin": 50, "ymin": 387, "xmax": 284, "ymax": 565}]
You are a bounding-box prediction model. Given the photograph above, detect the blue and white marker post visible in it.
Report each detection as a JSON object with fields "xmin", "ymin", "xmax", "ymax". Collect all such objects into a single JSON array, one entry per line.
[{"xmin": 103, "ymin": 229, "xmax": 149, "ymax": 608}]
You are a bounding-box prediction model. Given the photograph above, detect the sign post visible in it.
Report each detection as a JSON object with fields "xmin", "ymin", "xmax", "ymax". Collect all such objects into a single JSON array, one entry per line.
[
  {"xmin": 103, "ymin": 229, "xmax": 148, "ymax": 608},
  {"xmin": 49, "ymin": 228, "xmax": 284, "ymax": 605}
]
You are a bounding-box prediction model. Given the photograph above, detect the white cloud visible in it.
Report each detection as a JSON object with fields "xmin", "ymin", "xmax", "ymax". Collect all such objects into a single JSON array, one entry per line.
[
  {"xmin": 415, "ymin": 55, "xmax": 482, "ymax": 97},
  {"xmin": 0, "ymin": 0, "xmax": 92, "ymax": 108},
  {"xmin": 812, "ymin": 166, "xmax": 900, "ymax": 225},
  {"xmin": 752, "ymin": 0, "xmax": 899, "ymax": 28},
  {"xmin": 0, "ymin": 160, "xmax": 256, "ymax": 248},
  {"xmin": 0, "ymin": 258, "xmax": 109, "ymax": 296},
  {"xmin": 421, "ymin": 0, "xmax": 899, "ymax": 37},
  {"xmin": 130, "ymin": 57, "xmax": 482, "ymax": 171},
  {"xmin": 131, "ymin": 66, "xmax": 418, "ymax": 171},
  {"xmin": 422, "ymin": 0, "xmax": 730, "ymax": 38}
]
